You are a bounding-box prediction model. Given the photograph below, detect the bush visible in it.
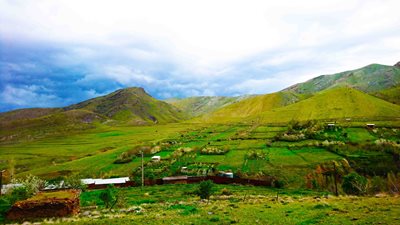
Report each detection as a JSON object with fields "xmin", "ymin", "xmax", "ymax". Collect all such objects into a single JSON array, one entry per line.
[
  {"xmin": 368, "ymin": 176, "xmax": 387, "ymax": 194},
  {"xmin": 99, "ymin": 185, "xmax": 117, "ymax": 209},
  {"xmin": 197, "ymin": 180, "xmax": 214, "ymax": 200},
  {"xmin": 246, "ymin": 150, "xmax": 269, "ymax": 160},
  {"xmin": 12, "ymin": 174, "xmax": 45, "ymax": 197},
  {"xmin": 114, "ymin": 152, "xmax": 135, "ymax": 164},
  {"xmin": 9, "ymin": 186, "xmax": 30, "ymax": 203},
  {"xmin": 273, "ymin": 179, "xmax": 285, "ymax": 188},
  {"xmin": 200, "ymin": 147, "xmax": 229, "ymax": 155},
  {"xmin": 220, "ymin": 188, "xmax": 232, "ymax": 196},
  {"xmin": 64, "ymin": 174, "xmax": 86, "ymax": 190},
  {"xmin": 342, "ymin": 172, "xmax": 368, "ymax": 195}
]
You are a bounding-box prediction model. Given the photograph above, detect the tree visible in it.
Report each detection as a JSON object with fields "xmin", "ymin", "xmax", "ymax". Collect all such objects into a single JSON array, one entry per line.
[
  {"xmin": 342, "ymin": 172, "xmax": 368, "ymax": 195},
  {"xmin": 197, "ymin": 180, "xmax": 214, "ymax": 200},
  {"xmin": 64, "ymin": 174, "xmax": 86, "ymax": 190},
  {"xmin": 12, "ymin": 174, "xmax": 45, "ymax": 197},
  {"xmin": 99, "ymin": 185, "xmax": 118, "ymax": 209}
]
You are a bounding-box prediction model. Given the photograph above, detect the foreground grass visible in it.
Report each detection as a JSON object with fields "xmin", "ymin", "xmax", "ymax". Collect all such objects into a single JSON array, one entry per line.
[{"xmin": 46, "ymin": 184, "xmax": 400, "ymax": 225}]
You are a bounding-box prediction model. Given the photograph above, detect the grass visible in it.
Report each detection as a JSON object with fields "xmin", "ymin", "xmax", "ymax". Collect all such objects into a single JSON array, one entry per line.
[
  {"xmin": 28, "ymin": 191, "xmax": 77, "ymax": 201},
  {"xmin": 255, "ymin": 87, "xmax": 400, "ymax": 123},
  {"xmin": 62, "ymin": 184, "xmax": 400, "ymax": 225}
]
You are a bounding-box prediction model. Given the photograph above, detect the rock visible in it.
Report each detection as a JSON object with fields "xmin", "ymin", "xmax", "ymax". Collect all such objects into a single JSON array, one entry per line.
[{"xmin": 395, "ymin": 61, "xmax": 400, "ymax": 67}]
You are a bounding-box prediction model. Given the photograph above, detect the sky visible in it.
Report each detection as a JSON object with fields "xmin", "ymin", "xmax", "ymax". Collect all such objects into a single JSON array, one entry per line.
[{"xmin": 1, "ymin": 0, "xmax": 400, "ymax": 112}]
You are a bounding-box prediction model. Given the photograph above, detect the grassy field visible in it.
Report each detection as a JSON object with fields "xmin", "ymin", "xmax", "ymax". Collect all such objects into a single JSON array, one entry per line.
[
  {"xmin": 1, "ymin": 121, "xmax": 398, "ymax": 189},
  {"xmin": 40, "ymin": 184, "xmax": 400, "ymax": 225}
]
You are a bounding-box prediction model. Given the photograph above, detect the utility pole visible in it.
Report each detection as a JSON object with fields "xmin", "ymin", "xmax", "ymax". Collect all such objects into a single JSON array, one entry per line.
[
  {"xmin": 0, "ymin": 170, "xmax": 4, "ymax": 196},
  {"xmin": 141, "ymin": 149, "xmax": 144, "ymax": 188}
]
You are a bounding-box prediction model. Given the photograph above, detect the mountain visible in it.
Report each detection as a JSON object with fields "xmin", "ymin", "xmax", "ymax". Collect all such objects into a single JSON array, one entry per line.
[
  {"xmin": 0, "ymin": 87, "xmax": 187, "ymax": 142},
  {"xmin": 197, "ymin": 91, "xmax": 300, "ymax": 123},
  {"xmin": 0, "ymin": 108, "xmax": 62, "ymax": 123},
  {"xmin": 0, "ymin": 109, "xmax": 106, "ymax": 142},
  {"xmin": 253, "ymin": 87, "xmax": 400, "ymax": 123},
  {"xmin": 166, "ymin": 96, "xmax": 251, "ymax": 117},
  {"xmin": 64, "ymin": 87, "xmax": 187, "ymax": 124},
  {"xmin": 284, "ymin": 64, "xmax": 400, "ymax": 95}
]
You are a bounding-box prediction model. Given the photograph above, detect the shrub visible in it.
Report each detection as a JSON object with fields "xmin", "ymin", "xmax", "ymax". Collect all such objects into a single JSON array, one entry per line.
[
  {"xmin": 368, "ymin": 176, "xmax": 387, "ymax": 194},
  {"xmin": 200, "ymin": 147, "xmax": 229, "ymax": 155},
  {"xmin": 64, "ymin": 174, "xmax": 86, "ymax": 190},
  {"xmin": 220, "ymin": 188, "xmax": 232, "ymax": 196},
  {"xmin": 114, "ymin": 152, "xmax": 135, "ymax": 164},
  {"xmin": 99, "ymin": 185, "xmax": 117, "ymax": 209},
  {"xmin": 9, "ymin": 186, "xmax": 30, "ymax": 203},
  {"xmin": 273, "ymin": 179, "xmax": 285, "ymax": 188},
  {"xmin": 246, "ymin": 150, "xmax": 269, "ymax": 160},
  {"xmin": 12, "ymin": 174, "xmax": 45, "ymax": 197},
  {"xmin": 197, "ymin": 180, "xmax": 214, "ymax": 200},
  {"xmin": 342, "ymin": 172, "xmax": 368, "ymax": 195}
]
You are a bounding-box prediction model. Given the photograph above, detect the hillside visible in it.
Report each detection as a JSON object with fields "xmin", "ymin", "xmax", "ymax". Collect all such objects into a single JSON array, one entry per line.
[
  {"xmin": 254, "ymin": 87, "xmax": 400, "ymax": 123},
  {"xmin": 0, "ymin": 108, "xmax": 62, "ymax": 123},
  {"xmin": 64, "ymin": 87, "xmax": 187, "ymax": 124},
  {"xmin": 0, "ymin": 109, "xmax": 106, "ymax": 142},
  {"xmin": 285, "ymin": 63, "xmax": 400, "ymax": 95},
  {"xmin": 166, "ymin": 96, "xmax": 251, "ymax": 117},
  {"xmin": 372, "ymin": 85, "xmax": 400, "ymax": 105},
  {"xmin": 198, "ymin": 91, "xmax": 300, "ymax": 123}
]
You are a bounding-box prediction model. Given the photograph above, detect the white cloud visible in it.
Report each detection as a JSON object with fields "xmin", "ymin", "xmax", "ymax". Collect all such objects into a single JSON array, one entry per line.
[
  {"xmin": 1, "ymin": 0, "xmax": 400, "ymax": 109},
  {"xmin": 1, "ymin": 85, "xmax": 61, "ymax": 107}
]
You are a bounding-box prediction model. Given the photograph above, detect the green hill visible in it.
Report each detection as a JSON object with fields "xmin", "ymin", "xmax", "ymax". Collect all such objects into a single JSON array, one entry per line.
[
  {"xmin": 285, "ymin": 64, "xmax": 400, "ymax": 95},
  {"xmin": 0, "ymin": 108, "xmax": 62, "ymax": 123},
  {"xmin": 198, "ymin": 91, "xmax": 300, "ymax": 123},
  {"xmin": 64, "ymin": 87, "xmax": 187, "ymax": 124},
  {"xmin": 372, "ymin": 85, "xmax": 400, "ymax": 105},
  {"xmin": 0, "ymin": 109, "xmax": 106, "ymax": 142},
  {"xmin": 254, "ymin": 87, "xmax": 400, "ymax": 123},
  {"xmin": 166, "ymin": 95, "xmax": 251, "ymax": 117}
]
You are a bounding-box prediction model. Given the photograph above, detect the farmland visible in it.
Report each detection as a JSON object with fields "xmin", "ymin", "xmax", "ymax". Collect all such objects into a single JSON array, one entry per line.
[{"xmin": 1, "ymin": 121, "xmax": 398, "ymax": 188}]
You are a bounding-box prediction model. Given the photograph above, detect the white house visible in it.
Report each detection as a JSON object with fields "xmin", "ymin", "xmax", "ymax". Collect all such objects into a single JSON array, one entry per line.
[{"xmin": 151, "ymin": 156, "xmax": 161, "ymax": 161}]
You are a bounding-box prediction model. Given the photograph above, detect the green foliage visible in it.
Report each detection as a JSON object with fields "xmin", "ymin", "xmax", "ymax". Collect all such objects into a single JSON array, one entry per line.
[
  {"xmin": 168, "ymin": 204, "xmax": 198, "ymax": 215},
  {"xmin": 246, "ymin": 150, "xmax": 269, "ymax": 161},
  {"xmin": 342, "ymin": 172, "xmax": 368, "ymax": 195},
  {"xmin": 9, "ymin": 186, "xmax": 30, "ymax": 203},
  {"xmin": 99, "ymin": 185, "xmax": 117, "ymax": 209},
  {"xmin": 12, "ymin": 174, "xmax": 45, "ymax": 197},
  {"xmin": 114, "ymin": 152, "xmax": 135, "ymax": 164},
  {"xmin": 64, "ymin": 174, "xmax": 86, "ymax": 190},
  {"xmin": 273, "ymin": 179, "xmax": 285, "ymax": 188},
  {"xmin": 197, "ymin": 180, "xmax": 214, "ymax": 200},
  {"xmin": 200, "ymin": 147, "xmax": 229, "ymax": 155}
]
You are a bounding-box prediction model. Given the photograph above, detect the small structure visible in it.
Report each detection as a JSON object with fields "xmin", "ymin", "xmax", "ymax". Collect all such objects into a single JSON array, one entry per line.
[
  {"xmin": 1, "ymin": 183, "xmax": 23, "ymax": 195},
  {"xmin": 151, "ymin": 156, "xmax": 161, "ymax": 162},
  {"xmin": 224, "ymin": 172, "xmax": 234, "ymax": 178},
  {"xmin": 162, "ymin": 176, "xmax": 188, "ymax": 184},
  {"xmin": 366, "ymin": 123, "xmax": 376, "ymax": 129},
  {"xmin": 181, "ymin": 167, "xmax": 188, "ymax": 173},
  {"xmin": 326, "ymin": 123, "xmax": 335, "ymax": 130},
  {"xmin": 6, "ymin": 190, "xmax": 80, "ymax": 220},
  {"xmin": 81, "ymin": 177, "xmax": 131, "ymax": 189}
]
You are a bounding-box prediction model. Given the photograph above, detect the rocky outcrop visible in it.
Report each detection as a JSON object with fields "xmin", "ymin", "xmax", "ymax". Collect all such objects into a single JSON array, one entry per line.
[{"xmin": 394, "ymin": 61, "xmax": 400, "ymax": 68}]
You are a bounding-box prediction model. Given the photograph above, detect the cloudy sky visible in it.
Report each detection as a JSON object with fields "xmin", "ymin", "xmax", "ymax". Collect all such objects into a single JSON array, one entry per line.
[{"xmin": 1, "ymin": 0, "xmax": 400, "ymax": 112}]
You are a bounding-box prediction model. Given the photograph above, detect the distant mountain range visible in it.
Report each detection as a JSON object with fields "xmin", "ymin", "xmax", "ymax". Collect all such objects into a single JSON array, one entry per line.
[{"xmin": 1, "ymin": 62, "xmax": 399, "ymax": 141}]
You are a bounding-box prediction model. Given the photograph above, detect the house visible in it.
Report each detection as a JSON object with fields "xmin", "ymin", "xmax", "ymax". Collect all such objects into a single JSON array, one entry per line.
[
  {"xmin": 151, "ymin": 156, "xmax": 161, "ymax": 162},
  {"xmin": 81, "ymin": 177, "xmax": 131, "ymax": 189},
  {"xmin": 162, "ymin": 176, "xmax": 188, "ymax": 184},
  {"xmin": 326, "ymin": 123, "xmax": 335, "ymax": 130},
  {"xmin": 181, "ymin": 167, "xmax": 188, "ymax": 173},
  {"xmin": 217, "ymin": 171, "xmax": 234, "ymax": 178},
  {"xmin": 366, "ymin": 124, "xmax": 375, "ymax": 129}
]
